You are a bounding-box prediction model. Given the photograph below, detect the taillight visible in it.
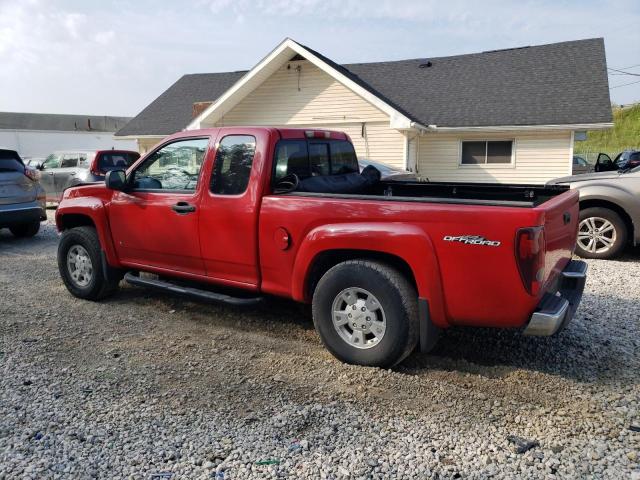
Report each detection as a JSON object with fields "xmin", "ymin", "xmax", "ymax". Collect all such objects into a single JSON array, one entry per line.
[
  {"xmin": 515, "ymin": 226, "xmax": 545, "ymax": 296},
  {"xmin": 24, "ymin": 166, "xmax": 40, "ymax": 182},
  {"xmin": 305, "ymin": 130, "xmax": 331, "ymax": 139}
]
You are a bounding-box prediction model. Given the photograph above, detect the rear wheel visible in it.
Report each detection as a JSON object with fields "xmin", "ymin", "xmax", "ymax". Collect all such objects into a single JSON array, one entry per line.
[
  {"xmin": 9, "ymin": 221, "xmax": 40, "ymax": 238},
  {"xmin": 312, "ymin": 260, "xmax": 418, "ymax": 368},
  {"xmin": 57, "ymin": 226, "xmax": 121, "ymax": 300},
  {"xmin": 576, "ymin": 207, "xmax": 627, "ymax": 259}
]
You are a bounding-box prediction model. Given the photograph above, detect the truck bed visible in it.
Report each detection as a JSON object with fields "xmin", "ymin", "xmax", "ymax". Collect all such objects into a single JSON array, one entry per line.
[{"xmin": 289, "ymin": 180, "xmax": 570, "ymax": 208}]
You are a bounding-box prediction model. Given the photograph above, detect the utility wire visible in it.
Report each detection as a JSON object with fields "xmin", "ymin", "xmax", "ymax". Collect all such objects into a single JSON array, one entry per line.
[
  {"xmin": 607, "ymin": 67, "xmax": 640, "ymax": 77},
  {"xmin": 610, "ymin": 78, "xmax": 640, "ymax": 89},
  {"xmin": 610, "ymin": 63, "xmax": 640, "ymax": 70}
]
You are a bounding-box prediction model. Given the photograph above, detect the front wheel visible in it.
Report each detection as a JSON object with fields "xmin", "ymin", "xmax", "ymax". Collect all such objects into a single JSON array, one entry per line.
[
  {"xmin": 576, "ymin": 207, "xmax": 627, "ymax": 259},
  {"xmin": 57, "ymin": 226, "xmax": 121, "ymax": 300},
  {"xmin": 312, "ymin": 260, "xmax": 418, "ymax": 368}
]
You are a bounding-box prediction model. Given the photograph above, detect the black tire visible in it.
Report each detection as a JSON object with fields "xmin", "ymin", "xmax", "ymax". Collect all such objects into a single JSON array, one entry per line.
[
  {"xmin": 312, "ymin": 260, "xmax": 418, "ymax": 368},
  {"xmin": 57, "ymin": 226, "xmax": 121, "ymax": 300},
  {"xmin": 9, "ymin": 221, "xmax": 40, "ymax": 238},
  {"xmin": 576, "ymin": 207, "xmax": 627, "ymax": 259}
]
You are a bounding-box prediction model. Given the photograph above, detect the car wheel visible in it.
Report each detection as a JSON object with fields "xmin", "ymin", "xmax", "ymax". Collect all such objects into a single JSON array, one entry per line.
[
  {"xmin": 9, "ymin": 221, "xmax": 40, "ymax": 238},
  {"xmin": 576, "ymin": 207, "xmax": 627, "ymax": 259},
  {"xmin": 312, "ymin": 260, "xmax": 418, "ymax": 368},
  {"xmin": 57, "ymin": 226, "xmax": 121, "ymax": 300}
]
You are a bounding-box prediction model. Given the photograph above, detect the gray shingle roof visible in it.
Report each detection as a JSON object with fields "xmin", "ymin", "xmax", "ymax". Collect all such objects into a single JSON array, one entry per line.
[
  {"xmin": 0, "ymin": 112, "xmax": 131, "ymax": 132},
  {"xmin": 116, "ymin": 72, "xmax": 245, "ymax": 136},
  {"xmin": 116, "ymin": 38, "xmax": 611, "ymax": 136}
]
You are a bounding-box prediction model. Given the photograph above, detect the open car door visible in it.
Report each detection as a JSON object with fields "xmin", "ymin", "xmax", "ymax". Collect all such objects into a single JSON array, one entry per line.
[{"xmin": 594, "ymin": 153, "xmax": 615, "ymax": 172}]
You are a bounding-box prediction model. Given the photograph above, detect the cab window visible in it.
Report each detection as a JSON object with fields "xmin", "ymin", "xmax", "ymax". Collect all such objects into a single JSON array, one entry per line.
[{"xmin": 210, "ymin": 135, "xmax": 256, "ymax": 195}]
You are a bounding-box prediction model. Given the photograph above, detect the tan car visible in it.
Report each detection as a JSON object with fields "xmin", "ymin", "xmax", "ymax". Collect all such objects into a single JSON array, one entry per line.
[{"xmin": 549, "ymin": 164, "xmax": 640, "ymax": 259}]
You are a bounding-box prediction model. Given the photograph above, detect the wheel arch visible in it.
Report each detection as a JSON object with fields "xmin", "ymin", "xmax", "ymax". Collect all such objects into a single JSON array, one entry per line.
[
  {"xmin": 56, "ymin": 200, "xmax": 120, "ymax": 267},
  {"xmin": 291, "ymin": 223, "xmax": 449, "ymax": 328},
  {"xmin": 305, "ymin": 249, "xmax": 418, "ymax": 300}
]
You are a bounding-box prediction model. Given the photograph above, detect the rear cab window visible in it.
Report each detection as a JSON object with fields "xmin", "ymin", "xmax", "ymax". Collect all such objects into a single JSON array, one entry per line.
[
  {"xmin": 98, "ymin": 151, "xmax": 139, "ymax": 173},
  {"xmin": 272, "ymin": 139, "xmax": 358, "ymax": 184}
]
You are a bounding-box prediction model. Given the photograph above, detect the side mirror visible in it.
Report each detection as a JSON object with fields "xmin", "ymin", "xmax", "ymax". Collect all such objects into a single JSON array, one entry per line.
[
  {"xmin": 37, "ymin": 163, "xmax": 45, "ymax": 171},
  {"xmin": 105, "ymin": 169, "xmax": 127, "ymax": 191}
]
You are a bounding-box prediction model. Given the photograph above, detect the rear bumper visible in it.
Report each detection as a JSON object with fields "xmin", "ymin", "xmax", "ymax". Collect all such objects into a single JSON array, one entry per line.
[
  {"xmin": 523, "ymin": 260, "xmax": 587, "ymax": 336},
  {"xmin": 0, "ymin": 201, "xmax": 47, "ymax": 227}
]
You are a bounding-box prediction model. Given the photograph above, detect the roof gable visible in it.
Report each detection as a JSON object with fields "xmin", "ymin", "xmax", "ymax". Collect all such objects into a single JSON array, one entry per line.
[
  {"xmin": 218, "ymin": 60, "xmax": 389, "ymax": 126},
  {"xmin": 187, "ymin": 38, "xmax": 414, "ymax": 131}
]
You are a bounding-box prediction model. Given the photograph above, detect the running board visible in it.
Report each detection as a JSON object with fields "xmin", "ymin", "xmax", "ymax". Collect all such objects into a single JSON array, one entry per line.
[{"xmin": 124, "ymin": 272, "xmax": 263, "ymax": 306}]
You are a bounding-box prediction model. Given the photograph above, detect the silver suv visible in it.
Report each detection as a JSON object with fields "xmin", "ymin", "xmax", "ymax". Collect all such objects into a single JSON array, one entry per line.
[
  {"xmin": 39, "ymin": 149, "xmax": 140, "ymax": 202},
  {"xmin": 0, "ymin": 149, "xmax": 46, "ymax": 237}
]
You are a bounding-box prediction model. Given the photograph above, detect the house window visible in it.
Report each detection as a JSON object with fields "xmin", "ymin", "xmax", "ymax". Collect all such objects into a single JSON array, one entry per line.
[{"xmin": 461, "ymin": 141, "xmax": 513, "ymax": 165}]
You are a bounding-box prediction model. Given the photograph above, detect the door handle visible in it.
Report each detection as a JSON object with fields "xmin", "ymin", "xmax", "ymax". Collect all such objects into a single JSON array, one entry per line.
[
  {"xmin": 171, "ymin": 201, "xmax": 196, "ymax": 214},
  {"xmin": 48, "ymin": 172, "xmax": 54, "ymax": 175}
]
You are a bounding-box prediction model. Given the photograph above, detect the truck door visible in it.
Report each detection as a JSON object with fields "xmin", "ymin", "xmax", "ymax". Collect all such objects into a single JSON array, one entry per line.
[
  {"xmin": 109, "ymin": 137, "xmax": 211, "ymax": 276},
  {"xmin": 198, "ymin": 128, "xmax": 271, "ymax": 288}
]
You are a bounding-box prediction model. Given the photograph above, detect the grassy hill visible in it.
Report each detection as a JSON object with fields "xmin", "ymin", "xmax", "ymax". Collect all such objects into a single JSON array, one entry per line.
[{"xmin": 574, "ymin": 104, "xmax": 640, "ymax": 158}]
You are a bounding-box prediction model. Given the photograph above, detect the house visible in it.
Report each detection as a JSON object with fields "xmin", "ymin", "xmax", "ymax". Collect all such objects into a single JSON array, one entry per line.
[
  {"xmin": 0, "ymin": 112, "xmax": 135, "ymax": 159},
  {"xmin": 115, "ymin": 37, "xmax": 612, "ymax": 184}
]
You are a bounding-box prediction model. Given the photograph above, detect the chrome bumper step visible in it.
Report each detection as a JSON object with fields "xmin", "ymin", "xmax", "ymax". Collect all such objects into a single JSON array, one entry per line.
[{"xmin": 523, "ymin": 260, "xmax": 588, "ymax": 336}]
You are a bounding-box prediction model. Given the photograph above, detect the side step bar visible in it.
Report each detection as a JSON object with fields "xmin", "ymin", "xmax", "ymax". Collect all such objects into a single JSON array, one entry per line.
[{"xmin": 124, "ymin": 272, "xmax": 263, "ymax": 307}]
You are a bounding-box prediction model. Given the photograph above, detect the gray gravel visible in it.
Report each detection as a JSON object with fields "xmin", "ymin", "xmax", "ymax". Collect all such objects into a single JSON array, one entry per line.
[{"xmin": 1, "ymin": 211, "xmax": 639, "ymax": 479}]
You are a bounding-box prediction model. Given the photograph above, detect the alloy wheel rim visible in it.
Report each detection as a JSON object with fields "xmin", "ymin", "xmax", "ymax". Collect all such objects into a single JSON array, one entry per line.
[
  {"xmin": 578, "ymin": 217, "xmax": 616, "ymax": 254},
  {"xmin": 67, "ymin": 245, "xmax": 93, "ymax": 287},
  {"xmin": 331, "ymin": 287, "xmax": 386, "ymax": 349}
]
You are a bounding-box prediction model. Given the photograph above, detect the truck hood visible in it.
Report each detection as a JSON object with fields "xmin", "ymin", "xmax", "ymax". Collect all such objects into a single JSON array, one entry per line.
[{"xmin": 548, "ymin": 171, "xmax": 622, "ymax": 185}]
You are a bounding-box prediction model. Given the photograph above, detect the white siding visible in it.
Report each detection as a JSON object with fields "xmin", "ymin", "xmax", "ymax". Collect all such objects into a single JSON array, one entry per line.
[{"xmin": 417, "ymin": 131, "xmax": 572, "ymax": 184}]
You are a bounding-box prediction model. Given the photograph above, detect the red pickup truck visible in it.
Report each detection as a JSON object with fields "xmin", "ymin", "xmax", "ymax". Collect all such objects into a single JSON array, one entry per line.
[{"xmin": 55, "ymin": 127, "xmax": 587, "ymax": 367}]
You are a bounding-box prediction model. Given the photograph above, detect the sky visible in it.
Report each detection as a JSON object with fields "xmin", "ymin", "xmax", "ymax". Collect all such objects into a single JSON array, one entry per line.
[{"xmin": 0, "ymin": 0, "xmax": 639, "ymax": 117}]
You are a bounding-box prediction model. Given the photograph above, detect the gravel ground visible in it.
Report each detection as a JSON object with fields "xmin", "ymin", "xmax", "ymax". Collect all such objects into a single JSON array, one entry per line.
[{"xmin": 1, "ymin": 211, "xmax": 639, "ymax": 479}]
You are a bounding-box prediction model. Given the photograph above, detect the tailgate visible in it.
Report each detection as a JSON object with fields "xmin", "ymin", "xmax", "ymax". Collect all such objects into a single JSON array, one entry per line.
[
  {"xmin": 538, "ymin": 189, "xmax": 579, "ymax": 289},
  {"xmin": 0, "ymin": 171, "xmax": 37, "ymax": 205}
]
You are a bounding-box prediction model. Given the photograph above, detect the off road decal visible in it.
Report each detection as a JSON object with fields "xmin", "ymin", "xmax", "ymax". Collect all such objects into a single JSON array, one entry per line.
[{"xmin": 443, "ymin": 235, "xmax": 501, "ymax": 247}]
